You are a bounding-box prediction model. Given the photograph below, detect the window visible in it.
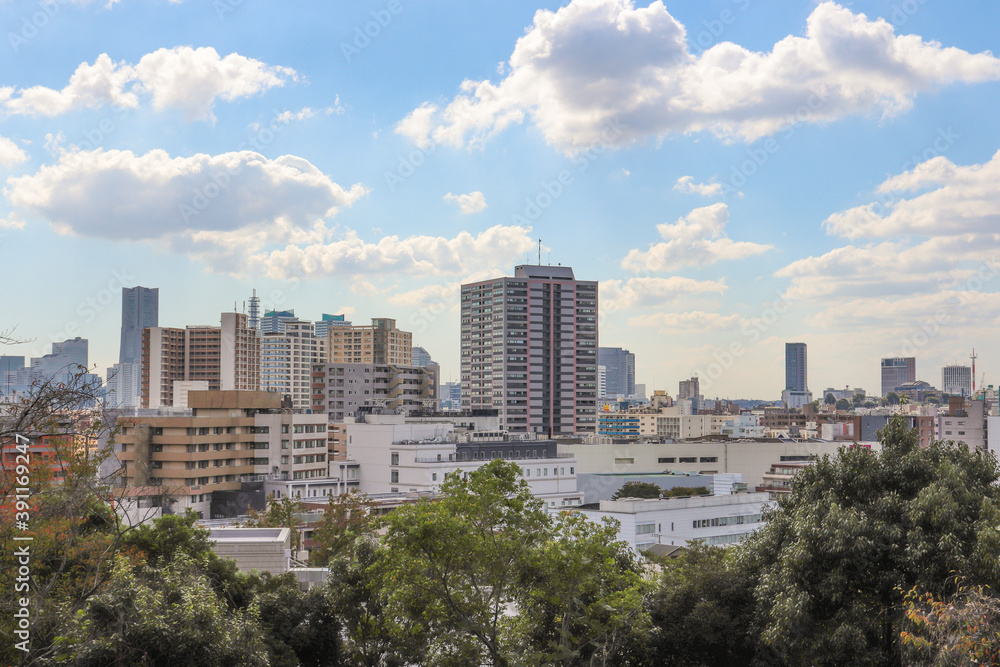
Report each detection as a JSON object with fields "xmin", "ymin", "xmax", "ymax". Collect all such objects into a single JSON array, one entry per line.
[
  {"xmin": 679, "ymin": 457, "xmax": 697, "ymax": 463},
  {"xmin": 432, "ymin": 473, "xmax": 437, "ymax": 481},
  {"xmin": 391, "ymin": 470, "xmax": 399, "ymax": 484},
  {"xmin": 614, "ymin": 457, "xmax": 634, "ymax": 464},
  {"xmin": 658, "ymin": 457, "xmax": 676, "ymax": 463},
  {"xmin": 636, "ymin": 523, "xmax": 655, "ymax": 535},
  {"xmin": 391, "ymin": 452, "xmax": 399, "ymax": 465},
  {"xmin": 700, "ymin": 457, "xmax": 718, "ymax": 463}
]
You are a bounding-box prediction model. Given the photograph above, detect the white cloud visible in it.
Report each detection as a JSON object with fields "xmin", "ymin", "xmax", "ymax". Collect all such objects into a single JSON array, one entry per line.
[
  {"xmin": 628, "ymin": 310, "xmax": 746, "ymax": 332},
  {"xmin": 622, "ymin": 203, "xmax": 772, "ymax": 272},
  {"xmin": 5, "ymin": 147, "xmax": 365, "ymax": 270},
  {"xmin": 601, "ymin": 276, "xmax": 726, "ymax": 311},
  {"xmin": 0, "ymin": 136, "xmax": 28, "ymax": 165},
  {"xmin": 399, "ymin": 1, "xmax": 1000, "ymax": 152},
  {"xmin": 824, "ymin": 149, "xmax": 1000, "ymax": 239},
  {"xmin": 673, "ymin": 175, "xmax": 723, "ymax": 197},
  {"xmin": 251, "ymin": 224, "xmax": 536, "ymax": 279},
  {"xmin": 3, "ymin": 47, "xmax": 295, "ymax": 121},
  {"xmin": 443, "ymin": 191, "xmax": 487, "ymax": 214}
]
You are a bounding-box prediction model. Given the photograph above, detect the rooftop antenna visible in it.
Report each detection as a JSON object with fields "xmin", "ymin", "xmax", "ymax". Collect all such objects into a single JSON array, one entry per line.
[
  {"xmin": 538, "ymin": 239, "xmax": 542, "ymax": 265},
  {"xmin": 971, "ymin": 349, "xmax": 978, "ymax": 392}
]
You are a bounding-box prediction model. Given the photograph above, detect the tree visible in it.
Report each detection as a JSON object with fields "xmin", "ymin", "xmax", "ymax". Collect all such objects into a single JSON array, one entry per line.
[
  {"xmin": 733, "ymin": 416, "xmax": 1000, "ymax": 666},
  {"xmin": 648, "ymin": 543, "xmax": 758, "ymax": 667},
  {"xmin": 661, "ymin": 486, "xmax": 710, "ymax": 499},
  {"xmin": 43, "ymin": 555, "xmax": 269, "ymax": 667},
  {"xmin": 611, "ymin": 481, "xmax": 661, "ymax": 500},
  {"xmin": 252, "ymin": 572, "xmax": 342, "ymax": 667},
  {"xmin": 245, "ymin": 495, "xmax": 305, "ymax": 551},
  {"xmin": 835, "ymin": 398, "xmax": 851, "ymax": 411},
  {"xmin": 378, "ymin": 459, "xmax": 651, "ymax": 666},
  {"xmin": 825, "ymin": 393, "xmax": 836, "ymax": 405},
  {"xmin": 887, "ymin": 391, "xmax": 900, "ymax": 405},
  {"xmin": 900, "ymin": 581, "xmax": 1000, "ymax": 666},
  {"xmin": 379, "ymin": 460, "xmax": 551, "ymax": 665},
  {"xmin": 515, "ymin": 513, "xmax": 651, "ymax": 665},
  {"xmin": 309, "ymin": 490, "xmax": 376, "ymax": 566},
  {"xmin": 852, "ymin": 394, "xmax": 865, "ymax": 407}
]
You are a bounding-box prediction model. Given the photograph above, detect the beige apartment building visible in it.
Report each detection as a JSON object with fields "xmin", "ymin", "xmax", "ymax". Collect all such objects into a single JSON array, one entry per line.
[
  {"xmin": 327, "ymin": 317, "xmax": 412, "ymax": 365},
  {"xmin": 118, "ymin": 391, "xmax": 329, "ymax": 518},
  {"xmin": 141, "ymin": 313, "xmax": 259, "ymax": 408}
]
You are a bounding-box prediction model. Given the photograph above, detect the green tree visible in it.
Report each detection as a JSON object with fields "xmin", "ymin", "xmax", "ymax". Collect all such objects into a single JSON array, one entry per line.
[
  {"xmin": 661, "ymin": 486, "xmax": 710, "ymax": 498},
  {"xmin": 252, "ymin": 572, "xmax": 341, "ymax": 667},
  {"xmin": 825, "ymin": 393, "xmax": 836, "ymax": 405},
  {"xmin": 648, "ymin": 543, "xmax": 758, "ymax": 667},
  {"xmin": 309, "ymin": 490, "xmax": 375, "ymax": 566},
  {"xmin": 887, "ymin": 391, "xmax": 900, "ymax": 405},
  {"xmin": 835, "ymin": 398, "xmax": 851, "ymax": 411},
  {"xmin": 245, "ymin": 495, "xmax": 305, "ymax": 551},
  {"xmin": 611, "ymin": 481, "xmax": 661, "ymax": 500},
  {"xmin": 852, "ymin": 393, "xmax": 866, "ymax": 407},
  {"xmin": 515, "ymin": 513, "xmax": 651, "ymax": 665},
  {"xmin": 43, "ymin": 555, "xmax": 268, "ymax": 667},
  {"xmin": 734, "ymin": 416, "xmax": 1000, "ymax": 666}
]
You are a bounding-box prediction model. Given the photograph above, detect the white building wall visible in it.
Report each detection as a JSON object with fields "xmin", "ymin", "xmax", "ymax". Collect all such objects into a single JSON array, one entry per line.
[{"xmin": 575, "ymin": 492, "xmax": 772, "ymax": 552}]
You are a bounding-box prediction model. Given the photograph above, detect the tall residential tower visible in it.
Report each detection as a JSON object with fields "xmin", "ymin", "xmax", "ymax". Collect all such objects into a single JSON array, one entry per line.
[{"xmin": 460, "ymin": 264, "xmax": 598, "ymax": 435}]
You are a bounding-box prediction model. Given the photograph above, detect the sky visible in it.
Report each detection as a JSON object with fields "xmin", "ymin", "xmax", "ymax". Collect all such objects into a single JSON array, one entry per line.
[{"xmin": 2, "ymin": 0, "xmax": 1000, "ymax": 400}]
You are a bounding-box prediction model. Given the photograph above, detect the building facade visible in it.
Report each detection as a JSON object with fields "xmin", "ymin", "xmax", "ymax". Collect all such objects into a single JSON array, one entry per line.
[
  {"xmin": 327, "ymin": 318, "xmax": 412, "ymax": 365},
  {"xmin": 785, "ymin": 342, "xmax": 807, "ymax": 392},
  {"xmin": 461, "ymin": 264, "xmax": 598, "ymax": 435},
  {"xmin": 260, "ymin": 318, "xmax": 324, "ymax": 411},
  {"xmin": 881, "ymin": 357, "xmax": 916, "ymax": 397},
  {"xmin": 598, "ymin": 347, "xmax": 636, "ymax": 398},
  {"xmin": 942, "ymin": 365, "xmax": 973, "ymax": 397}
]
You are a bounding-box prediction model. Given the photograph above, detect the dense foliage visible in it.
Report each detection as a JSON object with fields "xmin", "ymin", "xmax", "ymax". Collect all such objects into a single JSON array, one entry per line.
[{"xmin": 5, "ymin": 413, "xmax": 1000, "ymax": 666}]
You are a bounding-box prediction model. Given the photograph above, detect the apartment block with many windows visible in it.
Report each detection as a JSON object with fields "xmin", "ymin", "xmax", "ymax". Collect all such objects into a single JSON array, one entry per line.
[{"xmin": 327, "ymin": 318, "xmax": 412, "ymax": 365}]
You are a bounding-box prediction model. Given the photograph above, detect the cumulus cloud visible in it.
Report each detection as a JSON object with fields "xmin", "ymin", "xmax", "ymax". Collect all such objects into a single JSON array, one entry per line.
[
  {"xmin": 628, "ymin": 310, "xmax": 746, "ymax": 332},
  {"xmin": 5, "ymin": 147, "xmax": 365, "ymax": 269},
  {"xmin": 622, "ymin": 203, "xmax": 772, "ymax": 272},
  {"xmin": 3, "ymin": 47, "xmax": 295, "ymax": 121},
  {"xmin": 0, "ymin": 136, "xmax": 28, "ymax": 165},
  {"xmin": 673, "ymin": 175, "xmax": 723, "ymax": 197},
  {"xmin": 443, "ymin": 191, "xmax": 487, "ymax": 214},
  {"xmin": 397, "ymin": 0, "xmax": 1000, "ymax": 152},
  {"xmin": 601, "ymin": 276, "xmax": 726, "ymax": 311},
  {"xmin": 251, "ymin": 224, "xmax": 536, "ymax": 279},
  {"xmin": 824, "ymin": 149, "xmax": 1000, "ymax": 239}
]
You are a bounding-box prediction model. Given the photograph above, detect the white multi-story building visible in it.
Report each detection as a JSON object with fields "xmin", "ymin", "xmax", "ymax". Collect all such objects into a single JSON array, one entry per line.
[
  {"xmin": 942, "ymin": 365, "xmax": 973, "ymax": 397},
  {"xmin": 935, "ymin": 399, "xmax": 985, "ymax": 449},
  {"xmin": 260, "ymin": 319, "xmax": 325, "ymax": 411},
  {"xmin": 461, "ymin": 264, "xmax": 598, "ymax": 435},
  {"xmin": 344, "ymin": 414, "xmax": 583, "ymax": 509},
  {"xmin": 574, "ymin": 492, "xmax": 772, "ymax": 553}
]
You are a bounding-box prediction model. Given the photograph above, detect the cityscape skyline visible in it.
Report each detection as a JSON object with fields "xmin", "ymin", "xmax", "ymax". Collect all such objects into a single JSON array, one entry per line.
[{"xmin": 2, "ymin": 1, "xmax": 999, "ymax": 397}]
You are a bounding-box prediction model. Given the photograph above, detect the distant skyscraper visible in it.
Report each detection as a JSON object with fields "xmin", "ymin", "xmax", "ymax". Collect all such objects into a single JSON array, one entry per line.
[
  {"xmin": 261, "ymin": 309, "xmax": 296, "ymax": 334},
  {"xmin": 461, "ymin": 264, "xmax": 598, "ymax": 435},
  {"xmin": 412, "ymin": 346, "xmax": 433, "ymax": 367},
  {"xmin": 785, "ymin": 342, "xmax": 808, "ymax": 392},
  {"xmin": 598, "ymin": 347, "xmax": 635, "ymax": 397},
  {"xmin": 119, "ymin": 287, "xmax": 159, "ymax": 364},
  {"xmin": 678, "ymin": 376, "xmax": 700, "ymax": 402},
  {"xmin": 881, "ymin": 357, "xmax": 916, "ymax": 397},
  {"xmin": 942, "ymin": 365, "xmax": 972, "ymax": 397},
  {"xmin": 314, "ymin": 313, "xmax": 351, "ymax": 339}
]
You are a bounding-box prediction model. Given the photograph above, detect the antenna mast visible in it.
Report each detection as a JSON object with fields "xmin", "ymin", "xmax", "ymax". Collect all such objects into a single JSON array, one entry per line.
[
  {"xmin": 537, "ymin": 239, "xmax": 542, "ymax": 265},
  {"xmin": 971, "ymin": 348, "xmax": 978, "ymax": 392}
]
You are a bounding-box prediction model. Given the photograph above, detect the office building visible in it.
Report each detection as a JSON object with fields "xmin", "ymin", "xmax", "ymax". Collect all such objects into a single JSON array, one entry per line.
[
  {"xmin": 261, "ymin": 310, "xmax": 297, "ymax": 335},
  {"xmin": 881, "ymin": 357, "xmax": 916, "ymax": 397},
  {"xmin": 460, "ymin": 264, "xmax": 598, "ymax": 435},
  {"xmin": 120, "ymin": 286, "xmax": 159, "ymax": 364},
  {"xmin": 785, "ymin": 342, "xmax": 807, "ymax": 392},
  {"xmin": 942, "ymin": 365, "xmax": 973, "ymax": 397},
  {"xmin": 142, "ymin": 313, "xmax": 259, "ymax": 409},
  {"xmin": 0, "ymin": 339, "xmax": 101, "ymax": 405},
  {"xmin": 117, "ymin": 391, "xmax": 331, "ymax": 519},
  {"xmin": 260, "ymin": 318, "xmax": 325, "ymax": 411},
  {"xmin": 314, "ymin": 313, "xmax": 351, "ymax": 339},
  {"xmin": 412, "ymin": 346, "xmax": 433, "ymax": 367},
  {"xmin": 598, "ymin": 347, "xmax": 636, "ymax": 398},
  {"xmin": 327, "ymin": 318, "xmax": 412, "ymax": 365}
]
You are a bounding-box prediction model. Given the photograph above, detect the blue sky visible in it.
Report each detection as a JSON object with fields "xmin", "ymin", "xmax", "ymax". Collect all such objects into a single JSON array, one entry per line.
[{"xmin": 2, "ymin": 0, "xmax": 1000, "ymax": 399}]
